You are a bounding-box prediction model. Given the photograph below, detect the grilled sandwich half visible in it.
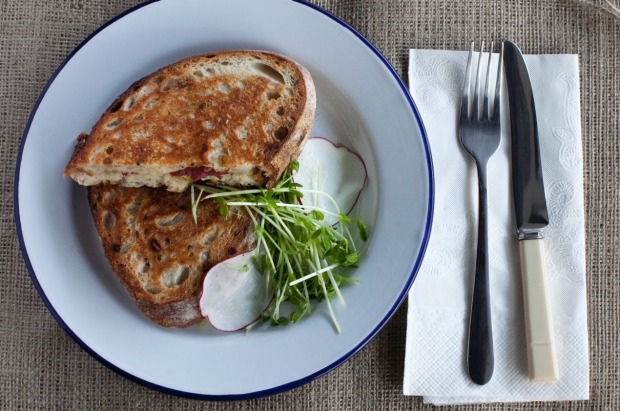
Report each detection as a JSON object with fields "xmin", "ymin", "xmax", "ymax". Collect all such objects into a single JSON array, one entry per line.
[
  {"xmin": 88, "ymin": 183, "xmax": 256, "ymax": 327},
  {"xmin": 65, "ymin": 51, "xmax": 316, "ymax": 192}
]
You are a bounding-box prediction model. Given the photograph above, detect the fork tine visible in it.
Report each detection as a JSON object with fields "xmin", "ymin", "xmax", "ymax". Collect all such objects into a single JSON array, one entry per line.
[
  {"xmin": 492, "ymin": 42, "xmax": 504, "ymax": 120},
  {"xmin": 461, "ymin": 41, "xmax": 474, "ymax": 119},
  {"xmin": 483, "ymin": 41, "xmax": 493, "ymax": 120},
  {"xmin": 473, "ymin": 41, "xmax": 484, "ymax": 120}
]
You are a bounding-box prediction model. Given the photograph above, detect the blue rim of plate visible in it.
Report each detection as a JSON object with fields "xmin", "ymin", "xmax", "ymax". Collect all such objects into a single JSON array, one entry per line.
[{"xmin": 14, "ymin": 0, "xmax": 434, "ymax": 401}]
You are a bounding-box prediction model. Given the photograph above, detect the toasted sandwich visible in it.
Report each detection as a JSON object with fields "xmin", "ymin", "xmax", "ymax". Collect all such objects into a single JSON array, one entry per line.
[
  {"xmin": 88, "ymin": 183, "xmax": 256, "ymax": 327},
  {"xmin": 65, "ymin": 51, "xmax": 316, "ymax": 192}
]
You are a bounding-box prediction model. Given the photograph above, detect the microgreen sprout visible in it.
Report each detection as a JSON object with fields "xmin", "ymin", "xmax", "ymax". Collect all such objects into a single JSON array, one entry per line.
[{"xmin": 191, "ymin": 161, "xmax": 367, "ymax": 332}]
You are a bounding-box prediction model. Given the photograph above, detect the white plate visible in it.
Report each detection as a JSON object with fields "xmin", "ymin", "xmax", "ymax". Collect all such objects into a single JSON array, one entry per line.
[{"xmin": 15, "ymin": 0, "xmax": 433, "ymax": 399}]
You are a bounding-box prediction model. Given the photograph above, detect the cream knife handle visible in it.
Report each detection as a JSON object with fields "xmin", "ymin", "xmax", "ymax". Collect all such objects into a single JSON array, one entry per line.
[{"xmin": 519, "ymin": 238, "xmax": 559, "ymax": 382}]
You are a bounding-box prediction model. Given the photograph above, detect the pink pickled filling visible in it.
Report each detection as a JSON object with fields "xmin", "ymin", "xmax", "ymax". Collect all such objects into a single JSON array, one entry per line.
[{"xmin": 170, "ymin": 167, "xmax": 224, "ymax": 181}]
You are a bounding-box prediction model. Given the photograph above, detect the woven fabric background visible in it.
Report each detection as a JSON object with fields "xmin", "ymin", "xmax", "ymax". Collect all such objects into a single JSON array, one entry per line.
[{"xmin": 1, "ymin": 0, "xmax": 618, "ymax": 409}]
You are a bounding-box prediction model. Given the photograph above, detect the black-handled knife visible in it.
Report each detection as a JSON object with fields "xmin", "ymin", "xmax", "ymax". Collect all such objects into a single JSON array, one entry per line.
[{"xmin": 503, "ymin": 41, "xmax": 559, "ymax": 382}]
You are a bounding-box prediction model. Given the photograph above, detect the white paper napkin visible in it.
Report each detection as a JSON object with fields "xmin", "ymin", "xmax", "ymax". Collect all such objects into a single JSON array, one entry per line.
[{"xmin": 403, "ymin": 49, "xmax": 589, "ymax": 404}]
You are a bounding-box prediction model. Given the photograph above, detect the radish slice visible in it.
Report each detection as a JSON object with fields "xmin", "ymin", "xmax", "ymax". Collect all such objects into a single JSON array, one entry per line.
[
  {"xmin": 295, "ymin": 137, "xmax": 367, "ymax": 224},
  {"xmin": 199, "ymin": 251, "xmax": 272, "ymax": 332}
]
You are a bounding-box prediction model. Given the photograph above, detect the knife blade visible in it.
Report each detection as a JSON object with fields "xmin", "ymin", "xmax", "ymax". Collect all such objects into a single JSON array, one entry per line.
[{"xmin": 503, "ymin": 41, "xmax": 559, "ymax": 382}]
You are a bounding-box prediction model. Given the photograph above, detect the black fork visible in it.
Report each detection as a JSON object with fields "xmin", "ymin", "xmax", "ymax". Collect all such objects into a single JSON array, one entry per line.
[{"xmin": 458, "ymin": 41, "xmax": 503, "ymax": 386}]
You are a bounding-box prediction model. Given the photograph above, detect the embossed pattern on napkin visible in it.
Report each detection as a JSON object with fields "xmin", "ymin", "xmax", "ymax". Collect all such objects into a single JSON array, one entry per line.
[{"xmin": 403, "ymin": 50, "xmax": 589, "ymax": 404}]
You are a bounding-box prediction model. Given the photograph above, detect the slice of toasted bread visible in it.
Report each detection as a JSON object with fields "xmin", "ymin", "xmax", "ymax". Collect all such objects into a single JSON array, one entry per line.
[
  {"xmin": 65, "ymin": 51, "xmax": 316, "ymax": 192},
  {"xmin": 88, "ymin": 183, "xmax": 256, "ymax": 327}
]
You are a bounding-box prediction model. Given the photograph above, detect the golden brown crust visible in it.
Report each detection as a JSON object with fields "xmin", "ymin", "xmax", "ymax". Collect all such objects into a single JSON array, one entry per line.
[
  {"xmin": 88, "ymin": 183, "xmax": 256, "ymax": 327},
  {"xmin": 66, "ymin": 51, "xmax": 316, "ymax": 190}
]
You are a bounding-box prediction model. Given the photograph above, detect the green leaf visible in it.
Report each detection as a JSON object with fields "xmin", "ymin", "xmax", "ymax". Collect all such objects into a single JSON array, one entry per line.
[
  {"xmin": 310, "ymin": 228, "xmax": 324, "ymax": 240},
  {"xmin": 357, "ymin": 219, "xmax": 368, "ymax": 242},
  {"xmin": 346, "ymin": 253, "xmax": 359, "ymax": 264},
  {"xmin": 302, "ymin": 219, "xmax": 315, "ymax": 230},
  {"xmin": 261, "ymin": 311, "xmax": 273, "ymax": 323},
  {"xmin": 339, "ymin": 213, "xmax": 352, "ymax": 225},
  {"xmin": 219, "ymin": 203, "xmax": 229, "ymax": 217},
  {"xmin": 310, "ymin": 210, "xmax": 324, "ymax": 221},
  {"xmin": 320, "ymin": 233, "xmax": 333, "ymax": 250},
  {"xmin": 290, "ymin": 302, "xmax": 309, "ymax": 323}
]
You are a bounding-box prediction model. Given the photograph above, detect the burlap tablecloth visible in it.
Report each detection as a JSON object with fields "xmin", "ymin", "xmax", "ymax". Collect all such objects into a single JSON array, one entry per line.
[{"xmin": 2, "ymin": 1, "xmax": 618, "ymax": 409}]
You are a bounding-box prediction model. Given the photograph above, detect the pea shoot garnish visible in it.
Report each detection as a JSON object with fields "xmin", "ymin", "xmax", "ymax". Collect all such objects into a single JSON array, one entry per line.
[{"xmin": 191, "ymin": 160, "xmax": 367, "ymax": 332}]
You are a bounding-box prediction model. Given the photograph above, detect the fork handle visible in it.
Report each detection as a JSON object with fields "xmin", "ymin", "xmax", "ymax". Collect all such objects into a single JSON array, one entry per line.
[{"xmin": 467, "ymin": 164, "xmax": 494, "ymax": 385}]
